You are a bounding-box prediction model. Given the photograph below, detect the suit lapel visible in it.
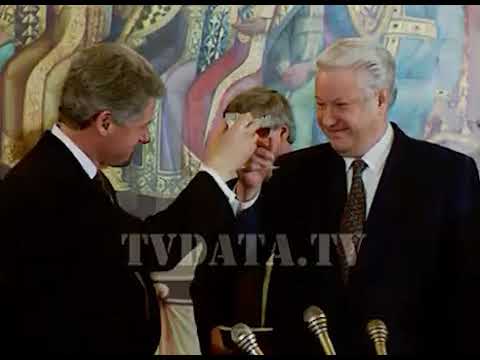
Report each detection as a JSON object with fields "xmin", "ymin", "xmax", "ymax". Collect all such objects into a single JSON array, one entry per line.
[
  {"xmin": 303, "ymin": 145, "xmax": 346, "ymax": 280},
  {"xmin": 41, "ymin": 131, "xmax": 92, "ymax": 178},
  {"xmin": 39, "ymin": 131, "xmax": 111, "ymax": 202},
  {"xmin": 310, "ymin": 145, "xmax": 347, "ymax": 234}
]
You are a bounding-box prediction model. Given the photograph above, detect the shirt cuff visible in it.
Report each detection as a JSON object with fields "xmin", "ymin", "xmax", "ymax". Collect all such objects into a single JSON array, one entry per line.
[
  {"xmin": 199, "ymin": 164, "xmax": 261, "ymax": 215},
  {"xmin": 236, "ymin": 183, "xmax": 260, "ymax": 212},
  {"xmin": 199, "ymin": 164, "xmax": 240, "ymax": 214}
]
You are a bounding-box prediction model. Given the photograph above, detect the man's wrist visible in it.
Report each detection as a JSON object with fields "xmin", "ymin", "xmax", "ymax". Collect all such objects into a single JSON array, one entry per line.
[{"xmin": 235, "ymin": 181, "xmax": 261, "ymax": 203}]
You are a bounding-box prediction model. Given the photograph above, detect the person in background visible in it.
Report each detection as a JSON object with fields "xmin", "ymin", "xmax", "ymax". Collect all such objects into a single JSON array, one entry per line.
[{"xmin": 191, "ymin": 86, "xmax": 296, "ymax": 355}]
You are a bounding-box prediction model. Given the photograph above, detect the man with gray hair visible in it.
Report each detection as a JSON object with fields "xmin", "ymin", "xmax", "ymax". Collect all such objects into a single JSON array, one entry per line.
[
  {"xmin": 191, "ymin": 86, "xmax": 296, "ymax": 355},
  {"xmin": 0, "ymin": 42, "xmax": 261, "ymax": 354},
  {"xmin": 232, "ymin": 38, "xmax": 480, "ymax": 354}
]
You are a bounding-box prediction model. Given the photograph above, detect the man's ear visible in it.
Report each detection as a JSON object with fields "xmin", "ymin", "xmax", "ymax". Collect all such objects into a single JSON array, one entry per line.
[
  {"xmin": 377, "ymin": 88, "xmax": 389, "ymax": 112},
  {"xmin": 280, "ymin": 125, "xmax": 289, "ymax": 142},
  {"xmin": 94, "ymin": 111, "xmax": 113, "ymax": 136}
]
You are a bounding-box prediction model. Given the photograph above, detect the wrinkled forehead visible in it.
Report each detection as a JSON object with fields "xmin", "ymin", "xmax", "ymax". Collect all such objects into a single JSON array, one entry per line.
[
  {"xmin": 315, "ymin": 69, "xmax": 369, "ymax": 101},
  {"xmin": 224, "ymin": 112, "xmax": 284, "ymax": 128}
]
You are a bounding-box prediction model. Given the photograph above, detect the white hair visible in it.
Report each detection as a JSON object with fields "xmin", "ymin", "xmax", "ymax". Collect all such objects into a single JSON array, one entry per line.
[{"xmin": 316, "ymin": 38, "xmax": 397, "ymax": 108}]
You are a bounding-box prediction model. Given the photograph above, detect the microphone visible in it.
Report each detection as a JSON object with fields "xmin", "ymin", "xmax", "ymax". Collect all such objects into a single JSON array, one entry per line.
[
  {"xmin": 366, "ymin": 319, "xmax": 388, "ymax": 355},
  {"xmin": 303, "ymin": 305, "xmax": 336, "ymax": 355},
  {"xmin": 231, "ymin": 323, "xmax": 264, "ymax": 355}
]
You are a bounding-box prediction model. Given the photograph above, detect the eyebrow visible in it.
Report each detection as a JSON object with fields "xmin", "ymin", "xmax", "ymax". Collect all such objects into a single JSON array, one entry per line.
[{"xmin": 315, "ymin": 97, "xmax": 351, "ymax": 103}]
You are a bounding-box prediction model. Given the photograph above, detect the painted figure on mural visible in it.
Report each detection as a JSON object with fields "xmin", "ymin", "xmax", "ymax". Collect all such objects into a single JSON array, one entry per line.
[
  {"xmin": 310, "ymin": 5, "xmax": 465, "ymax": 146},
  {"xmin": 201, "ymin": 6, "xmax": 284, "ymax": 153},
  {"xmin": 151, "ymin": 5, "xmax": 279, "ymax": 197},
  {"xmin": 0, "ymin": 5, "xmax": 47, "ymax": 163},
  {"xmin": 100, "ymin": 6, "xmax": 252, "ymax": 199},
  {"xmin": 0, "ymin": 5, "xmax": 17, "ymax": 153},
  {"xmin": 109, "ymin": 5, "xmax": 187, "ymax": 85},
  {"xmin": 0, "ymin": 5, "xmax": 112, "ymax": 166},
  {"xmin": 183, "ymin": 5, "xmax": 266, "ymax": 160},
  {"xmin": 425, "ymin": 5, "xmax": 480, "ymax": 169},
  {"xmin": 0, "ymin": 6, "xmax": 15, "ymax": 71},
  {"xmin": 110, "ymin": 5, "xmax": 188, "ymax": 158},
  {"xmin": 107, "ymin": 5, "xmax": 193, "ymax": 197},
  {"xmin": 196, "ymin": 5, "xmax": 325, "ymax": 153},
  {"xmin": 262, "ymin": 5, "xmax": 325, "ymax": 150},
  {"xmin": 157, "ymin": 5, "xmax": 207, "ymax": 174},
  {"xmin": 98, "ymin": 6, "xmax": 304, "ymax": 198},
  {"xmin": 188, "ymin": 5, "xmax": 323, "ymax": 160},
  {"xmin": 463, "ymin": 5, "xmax": 480, "ymax": 143}
]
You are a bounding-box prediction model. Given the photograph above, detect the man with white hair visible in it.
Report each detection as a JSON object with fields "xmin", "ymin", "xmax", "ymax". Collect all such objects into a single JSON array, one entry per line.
[{"xmin": 233, "ymin": 38, "xmax": 480, "ymax": 355}]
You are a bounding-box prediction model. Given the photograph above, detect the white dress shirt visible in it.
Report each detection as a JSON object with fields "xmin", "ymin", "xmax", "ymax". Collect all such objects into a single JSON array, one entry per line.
[
  {"xmin": 51, "ymin": 124, "xmax": 98, "ymax": 179},
  {"xmin": 199, "ymin": 164, "xmax": 258, "ymax": 215},
  {"xmin": 343, "ymin": 122, "xmax": 394, "ymax": 218}
]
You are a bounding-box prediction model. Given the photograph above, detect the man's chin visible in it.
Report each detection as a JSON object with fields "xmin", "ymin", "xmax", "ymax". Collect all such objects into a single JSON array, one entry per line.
[
  {"xmin": 111, "ymin": 161, "xmax": 130, "ymax": 168},
  {"xmin": 110, "ymin": 154, "xmax": 134, "ymax": 168},
  {"xmin": 330, "ymin": 141, "xmax": 354, "ymax": 157}
]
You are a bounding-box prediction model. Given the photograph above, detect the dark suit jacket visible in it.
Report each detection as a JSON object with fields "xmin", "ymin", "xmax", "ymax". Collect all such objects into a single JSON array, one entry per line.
[
  {"xmin": 0, "ymin": 162, "xmax": 9, "ymax": 179},
  {"xmin": 191, "ymin": 181, "xmax": 274, "ymax": 355},
  {"xmin": 0, "ymin": 131, "xmax": 235, "ymax": 354},
  {"xmin": 264, "ymin": 122, "xmax": 480, "ymax": 355},
  {"xmin": 194, "ymin": 122, "xmax": 480, "ymax": 355}
]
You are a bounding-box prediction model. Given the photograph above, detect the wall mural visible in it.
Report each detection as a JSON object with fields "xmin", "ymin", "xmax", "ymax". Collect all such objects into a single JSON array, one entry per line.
[
  {"xmin": 2, "ymin": 4, "xmax": 480, "ymax": 354},
  {"xmin": 0, "ymin": 4, "xmax": 478, "ymax": 201}
]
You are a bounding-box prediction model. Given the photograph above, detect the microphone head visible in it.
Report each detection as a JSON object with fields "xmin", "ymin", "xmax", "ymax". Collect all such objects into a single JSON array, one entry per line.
[
  {"xmin": 231, "ymin": 323, "xmax": 253, "ymax": 344},
  {"xmin": 366, "ymin": 319, "xmax": 388, "ymax": 340},
  {"xmin": 303, "ymin": 305, "xmax": 325, "ymax": 323},
  {"xmin": 304, "ymin": 306, "xmax": 336, "ymax": 355},
  {"xmin": 231, "ymin": 323, "xmax": 263, "ymax": 355},
  {"xmin": 304, "ymin": 305, "xmax": 329, "ymax": 337}
]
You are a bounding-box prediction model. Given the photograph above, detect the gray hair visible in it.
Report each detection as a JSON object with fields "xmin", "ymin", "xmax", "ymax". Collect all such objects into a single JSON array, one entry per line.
[
  {"xmin": 316, "ymin": 38, "xmax": 397, "ymax": 108},
  {"xmin": 60, "ymin": 42, "xmax": 164, "ymax": 129},
  {"xmin": 223, "ymin": 86, "xmax": 296, "ymax": 144}
]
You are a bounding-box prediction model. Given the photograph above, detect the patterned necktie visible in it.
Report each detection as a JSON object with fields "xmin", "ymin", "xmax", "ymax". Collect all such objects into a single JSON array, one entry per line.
[{"xmin": 336, "ymin": 159, "xmax": 367, "ymax": 285}]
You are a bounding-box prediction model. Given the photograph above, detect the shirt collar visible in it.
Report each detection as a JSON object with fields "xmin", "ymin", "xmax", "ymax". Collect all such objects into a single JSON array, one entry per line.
[
  {"xmin": 51, "ymin": 123, "xmax": 98, "ymax": 179},
  {"xmin": 343, "ymin": 122, "xmax": 394, "ymax": 174}
]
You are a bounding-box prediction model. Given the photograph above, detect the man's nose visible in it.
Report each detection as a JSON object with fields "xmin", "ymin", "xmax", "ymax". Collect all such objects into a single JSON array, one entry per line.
[{"xmin": 320, "ymin": 105, "xmax": 336, "ymax": 127}]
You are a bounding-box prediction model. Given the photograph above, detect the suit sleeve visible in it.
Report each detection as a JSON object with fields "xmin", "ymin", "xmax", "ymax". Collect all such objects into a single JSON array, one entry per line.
[
  {"xmin": 132, "ymin": 171, "xmax": 236, "ymax": 271},
  {"xmin": 191, "ymin": 189, "xmax": 270, "ymax": 354},
  {"xmin": 444, "ymin": 156, "xmax": 480, "ymax": 354}
]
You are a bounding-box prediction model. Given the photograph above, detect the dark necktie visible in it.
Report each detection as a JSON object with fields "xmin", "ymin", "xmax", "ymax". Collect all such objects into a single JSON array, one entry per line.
[
  {"xmin": 231, "ymin": 208, "xmax": 265, "ymax": 327},
  {"xmin": 337, "ymin": 159, "xmax": 367, "ymax": 285},
  {"xmin": 93, "ymin": 171, "xmax": 117, "ymax": 205},
  {"xmin": 93, "ymin": 171, "xmax": 151, "ymax": 319}
]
